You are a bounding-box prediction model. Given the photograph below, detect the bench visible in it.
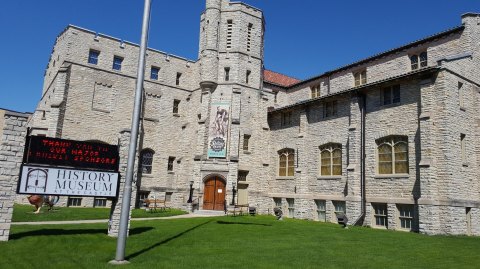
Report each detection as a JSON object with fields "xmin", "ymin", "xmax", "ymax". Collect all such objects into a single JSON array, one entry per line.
[
  {"xmin": 227, "ymin": 204, "xmax": 251, "ymax": 216},
  {"xmin": 144, "ymin": 199, "xmax": 170, "ymax": 212}
]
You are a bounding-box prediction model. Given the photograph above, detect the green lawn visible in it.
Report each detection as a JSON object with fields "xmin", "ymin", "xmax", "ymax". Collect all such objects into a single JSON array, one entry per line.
[
  {"xmin": 12, "ymin": 204, "xmax": 187, "ymax": 222},
  {"xmin": 2, "ymin": 216, "xmax": 479, "ymax": 269}
]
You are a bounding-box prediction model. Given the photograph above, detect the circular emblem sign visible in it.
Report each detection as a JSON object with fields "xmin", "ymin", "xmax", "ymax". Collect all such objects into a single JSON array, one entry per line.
[{"xmin": 210, "ymin": 137, "xmax": 225, "ymax": 152}]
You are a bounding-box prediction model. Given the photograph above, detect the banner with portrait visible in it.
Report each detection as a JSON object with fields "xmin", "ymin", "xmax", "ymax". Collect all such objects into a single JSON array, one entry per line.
[{"xmin": 208, "ymin": 101, "xmax": 230, "ymax": 158}]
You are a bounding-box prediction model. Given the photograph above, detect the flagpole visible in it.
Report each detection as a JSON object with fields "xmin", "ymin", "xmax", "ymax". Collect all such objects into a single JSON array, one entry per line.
[{"xmin": 111, "ymin": 0, "xmax": 152, "ymax": 264}]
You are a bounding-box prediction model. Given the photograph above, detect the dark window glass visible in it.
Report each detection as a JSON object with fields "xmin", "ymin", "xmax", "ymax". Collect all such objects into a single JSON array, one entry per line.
[
  {"xmin": 151, "ymin": 67, "xmax": 159, "ymax": 80},
  {"xmin": 88, "ymin": 50, "xmax": 99, "ymax": 65},
  {"xmin": 112, "ymin": 56, "xmax": 123, "ymax": 71}
]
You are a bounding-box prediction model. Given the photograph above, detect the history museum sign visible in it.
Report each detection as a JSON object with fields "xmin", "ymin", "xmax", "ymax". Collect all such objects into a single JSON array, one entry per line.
[{"xmin": 17, "ymin": 136, "xmax": 120, "ymax": 198}]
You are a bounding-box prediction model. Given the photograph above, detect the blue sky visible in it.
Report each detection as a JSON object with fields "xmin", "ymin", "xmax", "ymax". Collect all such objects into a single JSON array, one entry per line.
[{"xmin": 1, "ymin": 0, "xmax": 478, "ymax": 113}]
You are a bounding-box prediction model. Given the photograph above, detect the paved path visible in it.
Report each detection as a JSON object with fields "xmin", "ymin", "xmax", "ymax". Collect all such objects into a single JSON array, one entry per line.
[{"xmin": 12, "ymin": 213, "xmax": 221, "ymax": 225}]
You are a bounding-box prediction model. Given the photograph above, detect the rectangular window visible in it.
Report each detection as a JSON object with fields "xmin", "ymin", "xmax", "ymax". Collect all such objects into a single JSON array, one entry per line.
[
  {"xmin": 287, "ymin": 198, "xmax": 295, "ymax": 218},
  {"xmin": 354, "ymin": 70, "xmax": 367, "ymax": 86},
  {"xmin": 165, "ymin": 192, "xmax": 173, "ymax": 202},
  {"xmin": 238, "ymin": 170, "xmax": 248, "ymax": 182},
  {"xmin": 226, "ymin": 20, "xmax": 233, "ymax": 49},
  {"xmin": 273, "ymin": 197, "xmax": 282, "ymax": 207},
  {"xmin": 461, "ymin": 133, "xmax": 466, "ymax": 164},
  {"xmin": 315, "ymin": 200, "xmax": 326, "ymax": 222},
  {"xmin": 466, "ymin": 207, "xmax": 472, "ymax": 235},
  {"xmin": 94, "ymin": 198, "xmax": 107, "ymax": 207},
  {"xmin": 311, "ymin": 85, "xmax": 320, "ymax": 98},
  {"xmin": 224, "ymin": 67, "xmax": 230, "ymax": 81},
  {"xmin": 246, "ymin": 70, "xmax": 251, "ymax": 84},
  {"xmin": 88, "ymin": 50, "xmax": 99, "ymax": 65},
  {"xmin": 173, "ymin": 99, "xmax": 180, "ymax": 114},
  {"xmin": 243, "ymin": 134, "xmax": 251, "ymax": 151},
  {"xmin": 281, "ymin": 111, "xmax": 292, "ymax": 126},
  {"xmin": 324, "ymin": 100, "xmax": 337, "ymax": 118},
  {"xmin": 151, "ymin": 66, "xmax": 160, "ymax": 80},
  {"xmin": 373, "ymin": 203, "xmax": 388, "ymax": 228},
  {"xmin": 397, "ymin": 204, "xmax": 414, "ymax": 231},
  {"xmin": 247, "ymin": 23, "xmax": 253, "ymax": 52},
  {"xmin": 382, "ymin": 85, "xmax": 400, "ymax": 105},
  {"xmin": 167, "ymin": 156, "xmax": 175, "ymax": 171},
  {"xmin": 333, "ymin": 201, "xmax": 346, "ymax": 215},
  {"xmin": 176, "ymin": 72, "xmax": 182, "ymax": 85},
  {"xmin": 112, "ymin": 56, "xmax": 123, "ymax": 71},
  {"xmin": 458, "ymin": 82, "xmax": 465, "ymax": 109},
  {"xmin": 67, "ymin": 197, "xmax": 82, "ymax": 207}
]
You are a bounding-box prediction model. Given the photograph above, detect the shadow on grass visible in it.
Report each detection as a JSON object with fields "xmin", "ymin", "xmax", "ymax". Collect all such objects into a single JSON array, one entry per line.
[
  {"xmin": 216, "ymin": 220, "xmax": 272, "ymax": 226},
  {"xmin": 10, "ymin": 227, "xmax": 154, "ymax": 240},
  {"xmin": 126, "ymin": 220, "xmax": 213, "ymax": 260}
]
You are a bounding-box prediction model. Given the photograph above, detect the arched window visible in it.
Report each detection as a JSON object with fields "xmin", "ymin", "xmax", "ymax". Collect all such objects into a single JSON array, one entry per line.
[
  {"xmin": 377, "ymin": 136, "xmax": 408, "ymax": 174},
  {"xmin": 410, "ymin": 55, "xmax": 418, "ymax": 70},
  {"xmin": 278, "ymin": 149, "xmax": 295, "ymax": 176},
  {"xmin": 140, "ymin": 149, "xmax": 154, "ymax": 174},
  {"xmin": 320, "ymin": 143, "xmax": 342, "ymax": 176},
  {"xmin": 419, "ymin": 52, "xmax": 428, "ymax": 68}
]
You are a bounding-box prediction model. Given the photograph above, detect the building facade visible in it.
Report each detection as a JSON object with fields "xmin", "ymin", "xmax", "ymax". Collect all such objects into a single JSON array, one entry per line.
[{"xmin": 26, "ymin": 0, "xmax": 480, "ymax": 235}]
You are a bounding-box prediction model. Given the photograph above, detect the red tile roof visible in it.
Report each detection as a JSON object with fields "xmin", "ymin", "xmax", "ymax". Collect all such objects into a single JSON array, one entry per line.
[{"xmin": 263, "ymin": 69, "xmax": 300, "ymax": 87}]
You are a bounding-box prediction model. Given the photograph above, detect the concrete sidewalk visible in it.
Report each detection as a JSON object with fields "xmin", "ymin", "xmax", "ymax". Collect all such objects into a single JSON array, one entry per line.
[{"xmin": 12, "ymin": 212, "xmax": 220, "ymax": 225}]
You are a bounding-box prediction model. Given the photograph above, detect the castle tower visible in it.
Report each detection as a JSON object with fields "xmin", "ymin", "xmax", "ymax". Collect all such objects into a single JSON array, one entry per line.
[{"xmin": 194, "ymin": 0, "xmax": 265, "ymax": 211}]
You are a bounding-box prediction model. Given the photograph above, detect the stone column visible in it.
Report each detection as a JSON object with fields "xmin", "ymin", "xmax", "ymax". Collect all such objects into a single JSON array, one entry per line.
[
  {"xmin": 108, "ymin": 129, "xmax": 137, "ymax": 237},
  {"xmin": 0, "ymin": 110, "xmax": 29, "ymax": 241}
]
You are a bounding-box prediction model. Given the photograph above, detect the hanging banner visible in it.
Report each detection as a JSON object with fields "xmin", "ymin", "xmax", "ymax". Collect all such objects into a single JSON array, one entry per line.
[{"xmin": 208, "ymin": 101, "xmax": 230, "ymax": 158}]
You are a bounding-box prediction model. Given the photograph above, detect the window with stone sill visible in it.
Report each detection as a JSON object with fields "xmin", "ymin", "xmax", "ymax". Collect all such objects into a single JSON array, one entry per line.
[
  {"xmin": 323, "ymin": 100, "xmax": 338, "ymax": 118},
  {"xmin": 88, "ymin": 50, "xmax": 99, "ymax": 65},
  {"xmin": 281, "ymin": 111, "xmax": 292, "ymax": 127},
  {"xmin": 167, "ymin": 156, "xmax": 175, "ymax": 172},
  {"xmin": 67, "ymin": 197, "xmax": 82, "ymax": 207},
  {"xmin": 333, "ymin": 201, "xmax": 346, "ymax": 217},
  {"xmin": 287, "ymin": 198, "xmax": 295, "ymax": 218},
  {"xmin": 93, "ymin": 198, "xmax": 107, "ymax": 207},
  {"xmin": 273, "ymin": 197, "xmax": 282, "ymax": 207},
  {"xmin": 373, "ymin": 203, "xmax": 388, "ymax": 228},
  {"xmin": 410, "ymin": 51, "xmax": 427, "ymax": 70},
  {"xmin": 376, "ymin": 136, "xmax": 408, "ymax": 175},
  {"xmin": 140, "ymin": 149, "xmax": 154, "ymax": 174},
  {"xmin": 354, "ymin": 70, "xmax": 367, "ymax": 86},
  {"xmin": 397, "ymin": 204, "xmax": 414, "ymax": 231},
  {"xmin": 382, "ymin": 85, "xmax": 400, "ymax": 106},
  {"xmin": 243, "ymin": 134, "xmax": 251, "ymax": 151},
  {"xmin": 311, "ymin": 85, "xmax": 320, "ymax": 98},
  {"xmin": 315, "ymin": 200, "xmax": 326, "ymax": 222},
  {"xmin": 112, "ymin": 56, "xmax": 123, "ymax": 71},
  {"xmin": 278, "ymin": 148, "xmax": 295, "ymax": 177},
  {"xmin": 320, "ymin": 143, "xmax": 342, "ymax": 176},
  {"xmin": 150, "ymin": 66, "xmax": 160, "ymax": 80}
]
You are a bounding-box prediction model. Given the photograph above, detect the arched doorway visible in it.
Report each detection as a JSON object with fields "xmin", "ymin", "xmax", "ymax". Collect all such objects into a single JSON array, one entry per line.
[{"xmin": 203, "ymin": 175, "xmax": 226, "ymax": 211}]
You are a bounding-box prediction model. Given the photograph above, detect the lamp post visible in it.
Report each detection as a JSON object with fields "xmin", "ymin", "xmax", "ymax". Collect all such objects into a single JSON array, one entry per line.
[
  {"xmin": 231, "ymin": 182, "xmax": 236, "ymax": 205},
  {"xmin": 187, "ymin": 180, "xmax": 194, "ymax": 203}
]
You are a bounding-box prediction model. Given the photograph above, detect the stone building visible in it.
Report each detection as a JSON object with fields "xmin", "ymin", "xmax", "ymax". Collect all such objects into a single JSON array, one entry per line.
[{"xmin": 26, "ymin": 0, "xmax": 480, "ymax": 235}]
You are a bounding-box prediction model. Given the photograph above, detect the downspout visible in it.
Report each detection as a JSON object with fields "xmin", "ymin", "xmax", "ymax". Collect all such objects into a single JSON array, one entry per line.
[{"xmin": 353, "ymin": 92, "xmax": 366, "ymax": 226}]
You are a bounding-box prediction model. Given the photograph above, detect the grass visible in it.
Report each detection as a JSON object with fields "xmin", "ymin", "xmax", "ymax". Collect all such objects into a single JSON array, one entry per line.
[
  {"xmin": 12, "ymin": 204, "xmax": 187, "ymax": 222},
  {"xmin": 1, "ymin": 216, "xmax": 479, "ymax": 269}
]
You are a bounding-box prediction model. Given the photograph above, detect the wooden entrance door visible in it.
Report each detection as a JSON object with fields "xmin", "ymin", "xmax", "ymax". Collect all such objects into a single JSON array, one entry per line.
[{"xmin": 203, "ymin": 176, "xmax": 226, "ymax": 211}]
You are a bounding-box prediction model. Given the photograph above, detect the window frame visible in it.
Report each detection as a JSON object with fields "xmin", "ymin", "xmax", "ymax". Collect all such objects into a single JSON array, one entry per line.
[
  {"xmin": 311, "ymin": 85, "xmax": 320, "ymax": 98},
  {"xmin": 410, "ymin": 51, "xmax": 427, "ymax": 70},
  {"xmin": 243, "ymin": 134, "xmax": 251, "ymax": 151},
  {"xmin": 93, "ymin": 198, "xmax": 107, "ymax": 207},
  {"xmin": 397, "ymin": 204, "xmax": 414, "ymax": 231},
  {"xmin": 315, "ymin": 200, "xmax": 327, "ymax": 222},
  {"xmin": 373, "ymin": 203, "xmax": 388, "ymax": 228},
  {"xmin": 150, "ymin": 66, "xmax": 160, "ymax": 80},
  {"xmin": 382, "ymin": 85, "xmax": 401, "ymax": 106},
  {"xmin": 224, "ymin": 67, "xmax": 230, "ymax": 81},
  {"xmin": 376, "ymin": 136, "xmax": 409, "ymax": 175},
  {"xmin": 67, "ymin": 197, "xmax": 82, "ymax": 207},
  {"xmin": 323, "ymin": 100, "xmax": 338, "ymax": 118},
  {"xmin": 286, "ymin": 198, "xmax": 295, "ymax": 218},
  {"xmin": 281, "ymin": 111, "xmax": 292, "ymax": 127},
  {"xmin": 140, "ymin": 149, "xmax": 154, "ymax": 175},
  {"xmin": 112, "ymin": 56, "xmax": 123, "ymax": 71},
  {"xmin": 354, "ymin": 70, "xmax": 367, "ymax": 86},
  {"xmin": 278, "ymin": 149, "xmax": 295, "ymax": 177},
  {"xmin": 319, "ymin": 143, "xmax": 342, "ymax": 177},
  {"xmin": 173, "ymin": 99, "xmax": 180, "ymax": 114},
  {"xmin": 167, "ymin": 156, "xmax": 175, "ymax": 172},
  {"xmin": 88, "ymin": 50, "xmax": 99, "ymax": 65}
]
